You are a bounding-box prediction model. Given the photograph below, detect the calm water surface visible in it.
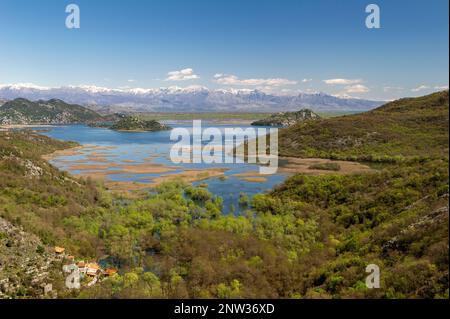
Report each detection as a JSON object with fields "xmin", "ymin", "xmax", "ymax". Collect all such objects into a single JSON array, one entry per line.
[{"xmin": 37, "ymin": 122, "xmax": 288, "ymax": 213}]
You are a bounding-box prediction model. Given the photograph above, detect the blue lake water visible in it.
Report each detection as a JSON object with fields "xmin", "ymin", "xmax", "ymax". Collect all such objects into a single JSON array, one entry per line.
[{"xmin": 37, "ymin": 122, "xmax": 289, "ymax": 213}]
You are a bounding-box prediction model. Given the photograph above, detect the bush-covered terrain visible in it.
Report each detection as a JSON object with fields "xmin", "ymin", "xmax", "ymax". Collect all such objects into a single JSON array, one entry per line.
[
  {"xmin": 279, "ymin": 91, "xmax": 449, "ymax": 161},
  {"xmin": 0, "ymin": 131, "xmax": 101, "ymax": 254},
  {"xmin": 110, "ymin": 116, "xmax": 171, "ymax": 132},
  {"xmin": 0, "ymin": 98, "xmax": 104, "ymax": 125},
  {"xmin": 0, "ymin": 91, "xmax": 448, "ymax": 298},
  {"xmin": 251, "ymin": 109, "xmax": 320, "ymax": 127}
]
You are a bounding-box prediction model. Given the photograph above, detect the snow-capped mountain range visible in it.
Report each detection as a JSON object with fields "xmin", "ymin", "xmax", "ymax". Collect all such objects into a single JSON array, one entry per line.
[{"xmin": 0, "ymin": 83, "xmax": 384, "ymax": 112}]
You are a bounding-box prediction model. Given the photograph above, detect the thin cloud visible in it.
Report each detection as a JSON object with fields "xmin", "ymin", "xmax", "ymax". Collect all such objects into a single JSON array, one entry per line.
[
  {"xmin": 434, "ymin": 85, "xmax": 449, "ymax": 90},
  {"xmin": 165, "ymin": 68, "xmax": 199, "ymax": 81},
  {"xmin": 323, "ymin": 78, "xmax": 363, "ymax": 85},
  {"xmin": 411, "ymin": 85, "xmax": 430, "ymax": 92},
  {"xmin": 383, "ymin": 86, "xmax": 404, "ymax": 92},
  {"xmin": 345, "ymin": 84, "xmax": 370, "ymax": 93},
  {"xmin": 302, "ymin": 78, "xmax": 313, "ymax": 83},
  {"xmin": 214, "ymin": 74, "xmax": 297, "ymax": 87}
]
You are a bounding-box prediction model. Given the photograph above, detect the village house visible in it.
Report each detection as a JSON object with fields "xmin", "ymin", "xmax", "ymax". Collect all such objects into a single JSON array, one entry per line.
[
  {"xmin": 54, "ymin": 246, "xmax": 65, "ymax": 254},
  {"xmin": 77, "ymin": 261, "xmax": 86, "ymax": 275},
  {"xmin": 62, "ymin": 257, "xmax": 112, "ymax": 289},
  {"xmin": 86, "ymin": 262, "xmax": 101, "ymax": 277}
]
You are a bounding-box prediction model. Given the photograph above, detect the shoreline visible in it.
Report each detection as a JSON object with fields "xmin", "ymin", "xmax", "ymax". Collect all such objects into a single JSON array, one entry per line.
[
  {"xmin": 0, "ymin": 124, "xmax": 61, "ymax": 130},
  {"xmin": 43, "ymin": 146, "xmax": 374, "ymax": 193},
  {"xmin": 42, "ymin": 143, "xmax": 230, "ymax": 192},
  {"xmin": 38, "ymin": 127, "xmax": 375, "ymax": 195}
]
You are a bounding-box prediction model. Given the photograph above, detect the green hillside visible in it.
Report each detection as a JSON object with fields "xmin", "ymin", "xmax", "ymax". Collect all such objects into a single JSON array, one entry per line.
[
  {"xmin": 0, "ymin": 131, "xmax": 103, "ymax": 297},
  {"xmin": 0, "ymin": 98, "xmax": 104, "ymax": 125},
  {"xmin": 278, "ymin": 91, "xmax": 449, "ymax": 161},
  {"xmin": 251, "ymin": 109, "xmax": 320, "ymax": 126}
]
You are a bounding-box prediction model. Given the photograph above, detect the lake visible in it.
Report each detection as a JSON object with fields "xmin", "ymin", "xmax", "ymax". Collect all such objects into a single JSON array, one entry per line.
[{"xmin": 37, "ymin": 122, "xmax": 289, "ymax": 213}]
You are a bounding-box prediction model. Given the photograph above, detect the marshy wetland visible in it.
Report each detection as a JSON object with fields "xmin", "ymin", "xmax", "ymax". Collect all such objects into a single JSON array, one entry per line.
[{"xmin": 39, "ymin": 122, "xmax": 373, "ymax": 213}]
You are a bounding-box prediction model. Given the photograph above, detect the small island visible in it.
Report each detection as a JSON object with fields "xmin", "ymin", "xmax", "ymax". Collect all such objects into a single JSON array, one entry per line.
[
  {"xmin": 110, "ymin": 116, "xmax": 171, "ymax": 132},
  {"xmin": 251, "ymin": 109, "xmax": 320, "ymax": 127}
]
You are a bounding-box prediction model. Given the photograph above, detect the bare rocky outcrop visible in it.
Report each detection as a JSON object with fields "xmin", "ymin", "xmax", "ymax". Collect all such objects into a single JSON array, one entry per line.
[
  {"xmin": 251, "ymin": 109, "xmax": 320, "ymax": 127},
  {"xmin": 0, "ymin": 217, "xmax": 60, "ymax": 298}
]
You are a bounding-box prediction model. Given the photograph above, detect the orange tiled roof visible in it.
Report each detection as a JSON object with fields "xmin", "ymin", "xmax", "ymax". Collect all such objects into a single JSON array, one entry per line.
[
  {"xmin": 54, "ymin": 246, "xmax": 65, "ymax": 254},
  {"xmin": 105, "ymin": 268, "xmax": 117, "ymax": 276},
  {"xmin": 86, "ymin": 263, "xmax": 100, "ymax": 270}
]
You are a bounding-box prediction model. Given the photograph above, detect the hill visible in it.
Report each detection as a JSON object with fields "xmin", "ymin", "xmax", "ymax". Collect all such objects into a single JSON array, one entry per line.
[
  {"xmin": 110, "ymin": 116, "xmax": 171, "ymax": 132},
  {"xmin": 0, "ymin": 216, "xmax": 63, "ymax": 298},
  {"xmin": 278, "ymin": 91, "xmax": 449, "ymax": 161},
  {"xmin": 254, "ymin": 91, "xmax": 449, "ymax": 298},
  {"xmin": 251, "ymin": 109, "xmax": 320, "ymax": 126},
  {"xmin": 0, "ymin": 98, "xmax": 104, "ymax": 125},
  {"xmin": 0, "ymin": 131, "xmax": 103, "ymax": 297}
]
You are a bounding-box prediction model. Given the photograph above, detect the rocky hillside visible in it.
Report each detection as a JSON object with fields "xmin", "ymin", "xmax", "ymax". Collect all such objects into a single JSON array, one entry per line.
[
  {"xmin": 0, "ymin": 98, "xmax": 104, "ymax": 125},
  {"xmin": 0, "ymin": 131, "xmax": 100, "ymax": 255},
  {"xmin": 251, "ymin": 109, "xmax": 320, "ymax": 126},
  {"xmin": 0, "ymin": 131, "xmax": 103, "ymax": 298},
  {"xmin": 0, "ymin": 217, "xmax": 63, "ymax": 298},
  {"xmin": 110, "ymin": 116, "xmax": 171, "ymax": 132}
]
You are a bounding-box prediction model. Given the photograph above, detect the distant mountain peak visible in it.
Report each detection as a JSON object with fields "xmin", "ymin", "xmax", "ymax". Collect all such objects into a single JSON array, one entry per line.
[{"xmin": 0, "ymin": 84, "xmax": 384, "ymax": 112}]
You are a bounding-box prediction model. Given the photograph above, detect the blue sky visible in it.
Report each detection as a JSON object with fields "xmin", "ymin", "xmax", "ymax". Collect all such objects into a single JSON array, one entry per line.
[{"xmin": 0, "ymin": 0, "xmax": 448, "ymax": 100}]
